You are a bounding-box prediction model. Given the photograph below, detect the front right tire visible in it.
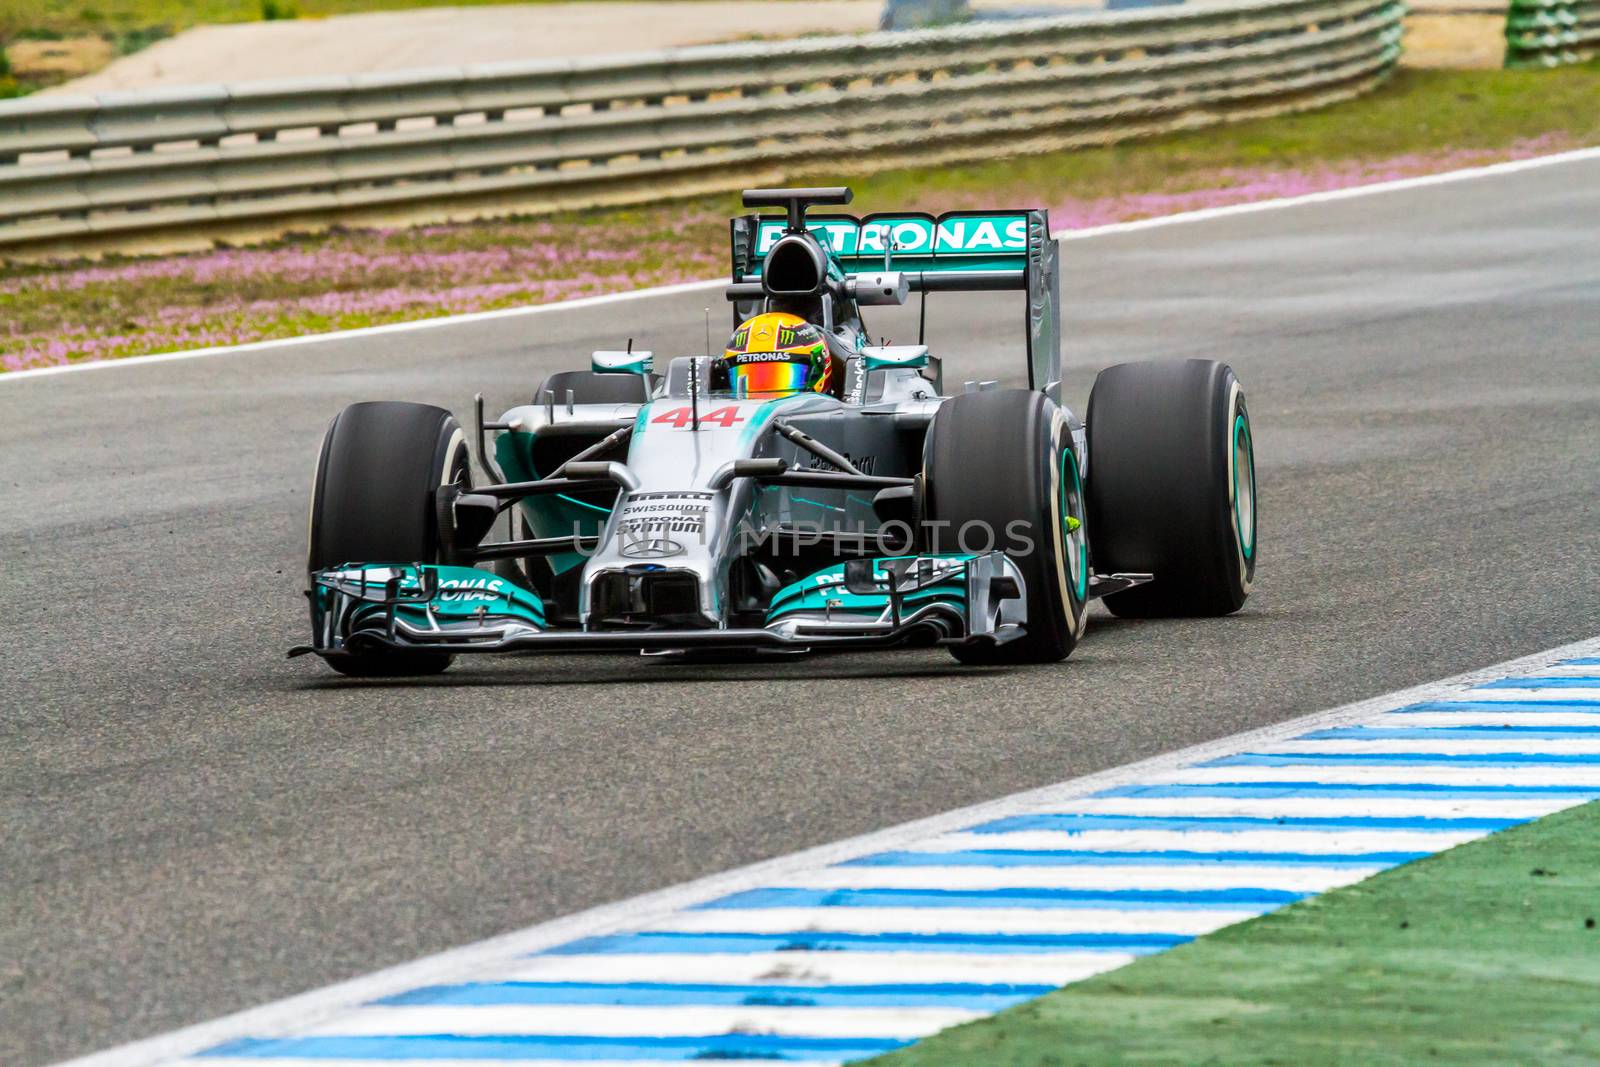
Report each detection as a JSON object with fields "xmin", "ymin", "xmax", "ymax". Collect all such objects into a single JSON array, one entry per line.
[{"xmin": 922, "ymin": 388, "xmax": 1089, "ymax": 665}]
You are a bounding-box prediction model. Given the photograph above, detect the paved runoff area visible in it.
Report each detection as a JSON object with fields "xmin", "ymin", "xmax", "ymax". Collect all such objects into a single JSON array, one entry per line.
[
  {"xmin": 62, "ymin": 637, "xmax": 1600, "ymax": 1066},
  {"xmin": 42, "ymin": 0, "xmax": 1097, "ymax": 96}
]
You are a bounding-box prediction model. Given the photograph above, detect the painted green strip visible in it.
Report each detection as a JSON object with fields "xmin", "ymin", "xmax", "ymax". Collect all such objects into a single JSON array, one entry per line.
[
  {"xmin": 865, "ymin": 800, "xmax": 1600, "ymax": 1067},
  {"xmin": 1234, "ymin": 412, "xmax": 1256, "ymax": 561},
  {"xmin": 1061, "ymin": 448, "xmax": 1087, "ymax": 604},
  {"xmin": 556, "ymin": 493, "xmax": 613, "ymax": 514},
  {"xmin": 737, "ymin": 394, "xmax": 807, "ymax": 448},
  {"xmin": 765, "ymin": 555, "xmax": 976, "ymax": 622}
]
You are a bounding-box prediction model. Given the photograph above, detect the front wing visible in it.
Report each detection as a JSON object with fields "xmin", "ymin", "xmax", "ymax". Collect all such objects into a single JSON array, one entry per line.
[{"xmin": 292, "ymin": 553, "xmax": 1028, "ymax": 662}]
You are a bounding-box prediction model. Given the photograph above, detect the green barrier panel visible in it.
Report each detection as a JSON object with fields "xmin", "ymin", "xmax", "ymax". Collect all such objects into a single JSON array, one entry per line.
[{"xmin": 1504, "ymin": 0, "xmax": 1599, "ymax": 68}]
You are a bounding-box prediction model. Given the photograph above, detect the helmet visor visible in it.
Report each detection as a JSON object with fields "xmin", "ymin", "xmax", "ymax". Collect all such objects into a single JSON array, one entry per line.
[{"xmin": 731, "ymin": 356, "xmax": 811, "ymax": 396}]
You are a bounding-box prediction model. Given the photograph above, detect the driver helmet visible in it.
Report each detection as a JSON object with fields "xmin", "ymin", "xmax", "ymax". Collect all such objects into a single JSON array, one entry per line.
[{"xmin": 722, "ymin": 312, "xmax": 837, "ymax": 397}]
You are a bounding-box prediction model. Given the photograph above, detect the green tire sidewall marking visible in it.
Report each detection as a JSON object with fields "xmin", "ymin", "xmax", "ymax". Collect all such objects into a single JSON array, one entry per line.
[
  {"xmin": 1233, "ymin": 411, "xmax": 1256, "ymax": 560},
  {"xmin": 1060, "ymin": 446, "xmax": 1088, "ymax": 605}
]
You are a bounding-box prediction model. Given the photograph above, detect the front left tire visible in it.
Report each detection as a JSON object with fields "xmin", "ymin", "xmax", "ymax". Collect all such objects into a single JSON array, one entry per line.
[{"xmin": 307, "ymin": 401, "xmax": 469, "ymax": 677}]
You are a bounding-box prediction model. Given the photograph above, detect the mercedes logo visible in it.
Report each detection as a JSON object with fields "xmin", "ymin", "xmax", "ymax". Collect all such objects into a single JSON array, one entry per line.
[{"xmin": 618, "ymin": 537, "xmax": 685, "ymax": 559}]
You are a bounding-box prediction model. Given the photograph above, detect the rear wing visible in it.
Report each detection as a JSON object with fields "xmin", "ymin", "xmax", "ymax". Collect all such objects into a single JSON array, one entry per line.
[{"xmin": 730, "ymin": 209, "xmax": 1061, "ymax": 396}]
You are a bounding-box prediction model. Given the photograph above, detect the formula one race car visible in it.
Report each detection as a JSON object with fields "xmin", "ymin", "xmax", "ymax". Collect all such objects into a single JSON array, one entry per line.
[{"xmin": 294, "ymin": 187, "xmax": 1255, "ymax": 676}]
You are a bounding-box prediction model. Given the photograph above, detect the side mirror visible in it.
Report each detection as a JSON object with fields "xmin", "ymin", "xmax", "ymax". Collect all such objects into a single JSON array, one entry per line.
[
  {"xmin": 862, "ymin": 345, "xmax": 930, "ymax": 372},
  {"xmin": 592, "ymin": 350, "xmax": 652, "ymax": 375}
]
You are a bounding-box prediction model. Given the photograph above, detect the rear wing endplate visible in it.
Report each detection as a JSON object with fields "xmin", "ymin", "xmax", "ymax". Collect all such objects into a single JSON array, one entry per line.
[{"xmin": 731, "ymin": 209, "xmax": 1060, "ymax": 395}]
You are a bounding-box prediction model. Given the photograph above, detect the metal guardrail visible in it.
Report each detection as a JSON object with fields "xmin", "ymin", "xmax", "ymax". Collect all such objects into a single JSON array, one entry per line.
[
  {"xmin": 0, "ymin": 0, "xmax": 1404, "ymax": 253},
  {"xmin": 1504, "ymin": 0, "xmax": 1598, "ymax": 65}
]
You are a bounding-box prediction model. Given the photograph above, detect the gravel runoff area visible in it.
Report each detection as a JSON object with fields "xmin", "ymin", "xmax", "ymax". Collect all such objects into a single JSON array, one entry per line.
[{"xmin": 5, "ymin": 64, "xmax": 1600, "ymax": 373}]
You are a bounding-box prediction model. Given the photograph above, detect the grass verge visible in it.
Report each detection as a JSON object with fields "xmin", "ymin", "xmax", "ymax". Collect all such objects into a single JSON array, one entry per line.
[
  {"xmin": 4, "ymin": 63, "xmax": 1600, "ymax": 372},
  {"xmin": 864, "ymin": 800, "xmax": 1600, "ymax": 1067}
]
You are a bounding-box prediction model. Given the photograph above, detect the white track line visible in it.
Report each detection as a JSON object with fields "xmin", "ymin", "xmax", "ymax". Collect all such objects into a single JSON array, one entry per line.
[
  {"xmin": 498, "ymin": 951, "xmax": 1138, "ymax": 987},
  {"xmin": 646, "ymin": 907, "xmax": 1254, "ymax": 937},
  {"xmin": 1255, "ymin": 738, "xmax": 1600, "ymax": 755},
  {"xmin": 55, "ymin": 633, "xmax": 1600, "ymax": 1067},
  {"xmin": 295, "ymin": 1005, "xmax": 978, "ymax": 1040},
  {"xmin": 209, "ymin": 1062, "xmax": 828, "ymax": 1067},
  {"xmin": 927, "ymin": 828, "xmax": 1480, "ymax": 852},
  {"xmin": 1160, "ymin": 765, "xmax": 1600, "ymax": 787},
  {"xmin": 1061, "ymin": 796, "xmax": 1575, "ymax": 818},
  {"xmin": 7, "ymin": 145, "xmax": 1598, "ymax": 386},
  {"xmin": 1394, "ymin": 687, "xmax": 1600, "ymax": 701},
  {"xmin": 767, "ymin": 865, "xmax": 1379, "ymax": 893},
  {"xmin": 1376, "ymin": 712, "xmax": 1600, "ymax": 726}
]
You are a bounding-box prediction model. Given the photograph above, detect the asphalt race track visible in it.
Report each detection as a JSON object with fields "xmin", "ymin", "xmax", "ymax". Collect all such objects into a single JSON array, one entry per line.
[{"xmin": 3, "ymin": 157, "xmax": 1598, "ymax": 1066}]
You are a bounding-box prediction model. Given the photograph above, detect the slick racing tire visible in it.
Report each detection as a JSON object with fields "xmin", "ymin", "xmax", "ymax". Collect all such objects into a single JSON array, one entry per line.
[
  {"xmin": 1086, "ymin": 359, "xmax": 1255, "ymax": 617},
  {"xmin": 923, "ymin": 389, "xmax": 1089, "ymax": 665},
  {"xmin": 307, "ymin": 401, "xmax": 470, "ymax": 677}
]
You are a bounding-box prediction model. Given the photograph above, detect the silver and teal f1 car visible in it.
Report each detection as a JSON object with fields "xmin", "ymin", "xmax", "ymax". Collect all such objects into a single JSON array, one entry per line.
[{"xmin": 294, "ymin": 187, "xmax": 1256, "ymax": 676}]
